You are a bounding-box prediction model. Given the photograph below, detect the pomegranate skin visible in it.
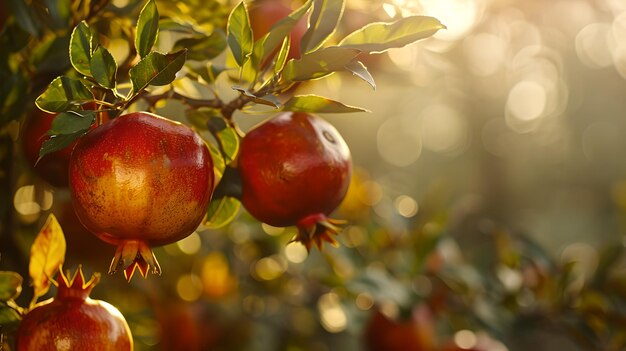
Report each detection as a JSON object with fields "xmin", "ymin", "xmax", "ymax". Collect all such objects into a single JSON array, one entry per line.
[
  {"xmin": 69, "ymin": 112, "xmax": 213, "ymax": 278},
  {"xmin": 239, "ymin": 112, "xmax": 351, "ymax": 249},
  {"xmin": 70, "ymin": 111, "xmax": 213, "ymax": 246},
  {"xmin": 16, "ymin": 270, "xmax": 133, "ymax": 351}
]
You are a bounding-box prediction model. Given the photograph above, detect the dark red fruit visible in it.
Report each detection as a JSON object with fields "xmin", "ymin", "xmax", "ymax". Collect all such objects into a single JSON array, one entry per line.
[
  {"xmin": 238, "ymin": 112, "xmax": 351, "ymax": 251},
  {"xmin": 248, "ymin": 0, "xmax": 307, "ymax": 61},
  {"xmin": 364, "ymin": 306, "xmax": 438, "ymax": 351},
  {"xmin": 69, "ymin": 112, "xmax": 214, "ymax": 280},
  {"xmin": 16, "ymin": 267, "xmax": 133, "ymax": 351}
]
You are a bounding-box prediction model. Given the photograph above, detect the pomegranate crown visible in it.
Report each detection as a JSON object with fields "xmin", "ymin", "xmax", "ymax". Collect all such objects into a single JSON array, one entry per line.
[
  {"xmin": 57, "ymin": 265, "xmax": 101, "ymax": 295},
  {"xmin": 293, "ymin": 214, "xmax": 347, "ymax": 252}
]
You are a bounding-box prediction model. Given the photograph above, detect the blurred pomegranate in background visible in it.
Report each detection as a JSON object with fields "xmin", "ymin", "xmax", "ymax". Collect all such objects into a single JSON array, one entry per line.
[
  {"xmin": 21, "ymin": 104, "xmax": 107, "ymax": 187},
  {"xmin": 248, "ymin": 0, "xmax": 307, "ymax": 61},
  {"xmin": 21, "ymin": 109, "xmax": 75, "ymax": 187},
  {"xmin": 364, "ymin": 305, "xmax": 438, "ymax": 351}
]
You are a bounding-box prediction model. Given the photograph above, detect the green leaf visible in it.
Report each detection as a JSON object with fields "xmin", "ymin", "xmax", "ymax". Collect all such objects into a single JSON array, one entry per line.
[
  {"xmin": 159, "ymin": 17, "xmax": 205, "ymax": 35},
  {"xmin": 129, "ymin": 50, "xmax": 187, "ymax": 94},
  {"xmin": 6, "ymin": 0, "xmax": 40, "ymax": 36},
  {"xmin": 0, "ymin": 69, "xmax": 27, "ymax": 128},
  {"xmin": 240, "ymin": 41, "xmax": 263, "ymax": 84},
  {"xmin": 0, "ymin": 272, "xmax": 22, "ymax": 301},
  {"xmin": 227, "ymin": 1, "xmax": 253, "ymax": 67},
  {"xmin": 69, "ymin": 21, "xmax": 93, "ymax": 76},
  {"xmin": 207, "ymin": 142, "xmax": 226, "ymax": 181},
  {"xmin": 173, "ymin": 30, "xmax": 227, "ymax": 61},
  {"xmin": 301, "ymin": 0, "xmax": 344, "ymax": 54},
  {"xmin": 193, "ymin": 63, "xmax": 228, "ymax": 84},
  {"xmin": 185, "ymin": 110, "xmax": 234, "ymax": 173},
  {"xmin": 0, "ymin": 21, "xmax": 31, "ymax": 53},
  {"xmin": 38, "ymin": 132, "xmax": 85, "ymax": 161},
  {"xmin": 135, "ymin": 0, "xmax": 160, "ymax": 58},
  {"xmin": 159, "ymin": 18, "xmax": 206, "ymax": 35},
  {"xmin": 35, "ymin": 76, "xmax": 94, "ymax": 113},
  {"xmin": 338, "ymin": 16, "xmax": 445, "ymax": 53},
  {"xmin": 90, "ymin": 47, "xmax": 118, "ymax": 89},
  {"xmin": 282, "ymin": 47, "xmax": 360, "ymax": 82},
  {"xmin": 274, "ymin": 36, "xmax": 290, "ymax": 74},
  {"xmin": 42, "ymin": 0, "xmax": 71, "ymax": 30},
  {"xmin": 0, "ymin": 305, "xmax": 21, "ymax": 325},
  {"xmin": 30, "ymin": 36, "xmax": 71, "ymax": 74},
  {"xmin": 204, "ymin": 196, "xmax": 241, "ymax": 229},
  {"xmin": 232, "ymin": 87, "xmax": 281, "ymax": 108},
  {"xmin": 206, "ymin": 116, "xmax": 240, "ymax": 164},
  {"xmin": 258, "ymin": 0, "xmax": 312, "ymax": 64},
  {"xmin": 282, "ymin": 95, "xmax": 369, "ymax": 113},
  {"xmin": 48, "ymin": 111, "xmax": 96, "ymax": 135},
  {"xmin": 186, "ymin": 108, "xmax": 217, "ymax": 131},
  {"xmin": 345, "ymin": 60, "xmax": 375, "ymax": 89},
  {"xmin": 241, "ymin": 0, "xmax": 310, "ymax": 85}
]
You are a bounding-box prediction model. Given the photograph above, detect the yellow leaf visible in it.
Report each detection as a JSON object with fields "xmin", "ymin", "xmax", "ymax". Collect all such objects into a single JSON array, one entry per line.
[{"xmin": 29, "ymin": 213, "xmax": 66, "ymax": 305}]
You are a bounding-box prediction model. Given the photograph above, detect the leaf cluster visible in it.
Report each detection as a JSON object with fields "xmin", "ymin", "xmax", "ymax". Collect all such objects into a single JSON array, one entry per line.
[
  {"xmin": 32, "ymin": 0, "xmax": 445, "ymax": 229},
  {"xmin": 0, "ymin": 214, "xmax": 67, "ymax": 330}
]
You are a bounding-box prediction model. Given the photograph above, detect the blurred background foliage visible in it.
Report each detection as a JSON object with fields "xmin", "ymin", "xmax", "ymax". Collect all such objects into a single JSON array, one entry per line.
[{"xmin": 3, "ymin": 0, "xmax": 626, "ymax": 350}]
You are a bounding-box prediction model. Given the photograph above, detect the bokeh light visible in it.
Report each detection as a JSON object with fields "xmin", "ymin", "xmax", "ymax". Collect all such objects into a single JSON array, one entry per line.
[
  {"xmin": 318, "ymin": 292, "xmax": 348, "ymax": 333},
  {"xmin": 176, "ymin": 274, "xmax": 203, "ymax": 302},
  {"xmin": 284, "ymin": 242, "xmax": 308, "ymax": 263},
  {"xmin": 454, "ymin": 329, "xmax": 477, "ymax": 349}
]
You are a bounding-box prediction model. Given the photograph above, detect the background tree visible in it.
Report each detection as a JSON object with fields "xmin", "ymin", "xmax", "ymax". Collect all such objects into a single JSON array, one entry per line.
[{"xmin": 2, "ymin": 0, "xmax": 626, "ymax": 351}]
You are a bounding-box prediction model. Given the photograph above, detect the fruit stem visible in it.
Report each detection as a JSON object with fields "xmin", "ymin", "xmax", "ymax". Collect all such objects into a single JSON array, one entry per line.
[
  {"xmin": 220, "ymin": 83, "xmax": 276, "ymax": 121},
  {"xmin": 138, "ymin": 90, "xmax": 224, "ymax": 111},
  {"xmin": 220, "ymin": 94, "xmax": 252, "ymax": 120}
]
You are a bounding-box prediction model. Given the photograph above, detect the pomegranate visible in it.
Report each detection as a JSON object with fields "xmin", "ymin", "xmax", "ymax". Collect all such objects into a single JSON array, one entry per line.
[
  {"xmin": 364, "ymin": 306, "xmax": 438, "ymax": 351},
  {"xmin": 238, "ymin": 112, "xmax": 351, "ymax": 251},
  {"xmin": 69, "ymin": 112, "xmax": 213, "ymax": 280},
  {"xmin": 22, "ymin": 104, "xmax": 107, "ymax": 187},
  {"xmin": 248, "ymin": 0, "xmax": 307, "ymax": 61},
  {"xmin": 16, "ymin": 267, "xmax": 133, "ymax": 350}
]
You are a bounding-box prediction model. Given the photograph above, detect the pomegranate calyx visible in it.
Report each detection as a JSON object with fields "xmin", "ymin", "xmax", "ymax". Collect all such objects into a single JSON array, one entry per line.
[
  {"xmin": 109, "ymin": 240, "xmax": 162, "ymax": 282},
  {"xmin": 293, "ymin": 215, "xmax": 347, "ymax": 252},
  {"xmin": 57, "ymin": 265, "xmax": 100, "ymax": 299}
]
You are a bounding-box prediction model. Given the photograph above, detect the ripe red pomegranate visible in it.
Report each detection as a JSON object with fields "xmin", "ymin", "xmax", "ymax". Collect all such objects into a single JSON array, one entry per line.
[
  {"xmin": 248, "ymin": 0, "xmax": 307, "ymax": 61},
  {"xmin": 69, "ymin": 112, "xmax": 214, "ymax": 280},
  {"xmin": 364, "ymin": 306, "xmax": 438, "ymax": 351},
  {"xmin": 22, "ymin": 104, "xmax": 107, "ymax": 187},
  {"xmin": 238, "ymin": 112, "xmax": 351, "ymax": 251},
  {"xmin": 16, "ymin": 267, "xmax": 133, "ymax": 350}
]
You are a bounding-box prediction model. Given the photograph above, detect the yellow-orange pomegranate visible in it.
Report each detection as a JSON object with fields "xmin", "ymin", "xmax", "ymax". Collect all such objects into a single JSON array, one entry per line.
[{"xmin": 69, "ymin": 112, "xmax": 214, "ymax": 280}]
